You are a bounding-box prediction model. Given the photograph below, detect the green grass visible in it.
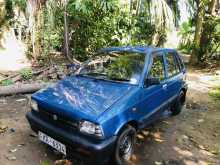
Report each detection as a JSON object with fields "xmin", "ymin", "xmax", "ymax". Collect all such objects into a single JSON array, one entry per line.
[
  {"xmin": 209, "ymin": 86, "xmax": 220, "ymax": 101},
  {"xmin": 41, "ymin": 160, "xmax": 51, "ymax": 165},
  {"xmin": 0, "ymin": 79, "xmax": 14, "ymax": 86},
  {"xmin": 20, "ymin": 68, "xmax": 33, "ymax": 80}
]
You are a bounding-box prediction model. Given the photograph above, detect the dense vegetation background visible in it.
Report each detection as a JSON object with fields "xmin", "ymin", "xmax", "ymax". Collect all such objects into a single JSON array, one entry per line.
[{"xmin": 0, "ymin": 0, "xmax": 219, "ymax": 66}]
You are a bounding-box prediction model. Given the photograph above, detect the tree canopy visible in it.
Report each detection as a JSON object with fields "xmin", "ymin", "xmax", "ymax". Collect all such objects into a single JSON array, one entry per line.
[{"xmin": 0, "ymin": 0, "xmax": 219, "ymax": 66}]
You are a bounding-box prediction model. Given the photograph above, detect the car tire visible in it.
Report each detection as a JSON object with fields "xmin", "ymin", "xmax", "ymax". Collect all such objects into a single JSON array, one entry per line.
[
  {"xmin": 114, "ymin": 125, "xmax": 136, "ymax": 165},
  {"xmin": 171, "ymin": 91, "xmax": 186, "ymax": 116}
]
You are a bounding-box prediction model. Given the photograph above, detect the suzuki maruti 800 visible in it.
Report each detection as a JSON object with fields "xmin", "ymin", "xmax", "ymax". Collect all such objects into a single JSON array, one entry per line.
[{"xmin": 26, "ymin": 46, "xmax": 187, "ymax": 164}]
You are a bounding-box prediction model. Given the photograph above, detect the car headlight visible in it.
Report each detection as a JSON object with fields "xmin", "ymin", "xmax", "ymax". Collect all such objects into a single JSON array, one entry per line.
[
  {"xmin": 31, "ymin": 99, "xmax": 39, "ymax": 112},
  {"xmin": 79, "ymin": 120, "xmax": 104, "ymax": 137}
]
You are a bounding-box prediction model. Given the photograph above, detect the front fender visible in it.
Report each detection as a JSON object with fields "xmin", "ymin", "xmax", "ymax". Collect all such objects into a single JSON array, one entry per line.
[{"xmin": 101, "ymin": 108, "xmax": 139, "ymax": 138}]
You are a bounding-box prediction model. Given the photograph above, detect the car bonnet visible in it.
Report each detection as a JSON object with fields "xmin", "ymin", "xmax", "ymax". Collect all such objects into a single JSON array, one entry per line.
[{"xmin": 32, "ymin": 76, "xmax": 135, "ymax": 121}]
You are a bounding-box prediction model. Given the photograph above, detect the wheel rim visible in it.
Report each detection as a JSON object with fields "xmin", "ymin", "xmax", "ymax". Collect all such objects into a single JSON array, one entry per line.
[{"xmin": 119, "ymin": 135, "xmax": 133, "ymax": 160}]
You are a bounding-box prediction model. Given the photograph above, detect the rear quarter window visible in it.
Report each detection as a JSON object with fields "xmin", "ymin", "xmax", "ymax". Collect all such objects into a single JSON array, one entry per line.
[
  {"xmin": 165, "ymin": 52, "xmax": 179, "ymax": 77},
  {"xmin": 175, "ymin": 53, "xmax": 185, "ymax": 71}
]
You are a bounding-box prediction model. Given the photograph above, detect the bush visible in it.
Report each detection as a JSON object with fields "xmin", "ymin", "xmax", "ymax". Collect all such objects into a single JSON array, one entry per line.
[
  {"xmin": 0, "ymin": 79, "xmax": 14, "ymax": 86},
  {"xmin": 178, "ymin": 20, "xmax": 194, "ymax": 54},
  {"xmin": 209, "ymin": 86, "xmax": 220, "ymax": 102},
  {"xmin": 20, "ymin": 68, "xmax": 33, "ymax": 80},
  {"xmin": 32, "ymin": 0, "xmax": 157, "ymax": 63}
]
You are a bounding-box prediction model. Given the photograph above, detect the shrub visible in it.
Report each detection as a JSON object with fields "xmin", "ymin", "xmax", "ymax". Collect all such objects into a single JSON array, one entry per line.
[
  {"xmin": 209, "ymin": 86, "xmax": 220, "ymax": 102},
  {"xmin": 20, "ymin": 68, "xmax": 33, "ymax": 80},
  {"xmin": 0, "ymin": 79, "xmax": 14, "ymax": 86}
]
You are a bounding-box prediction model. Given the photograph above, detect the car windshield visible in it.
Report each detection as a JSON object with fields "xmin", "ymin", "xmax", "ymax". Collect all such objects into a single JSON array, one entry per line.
[{"xmin": 78, "ymin": 51, "xmax": 146, "ymax": 85}]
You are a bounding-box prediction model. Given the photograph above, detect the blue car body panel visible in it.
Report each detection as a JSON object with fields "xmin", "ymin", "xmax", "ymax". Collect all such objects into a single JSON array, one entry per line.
[
  {"xmin": 27, "ymin": 46, "xmax": 187, "ymax": 162},
  {"xmin": 32, "ymin": 76, "xmax": 135, "ymax": 121}
]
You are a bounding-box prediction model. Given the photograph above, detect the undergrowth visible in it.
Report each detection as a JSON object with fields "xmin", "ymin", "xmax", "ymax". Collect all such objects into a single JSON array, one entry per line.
[{"xmin": 209, "ymin": 86, "xmax": 220, "ymax": 103}]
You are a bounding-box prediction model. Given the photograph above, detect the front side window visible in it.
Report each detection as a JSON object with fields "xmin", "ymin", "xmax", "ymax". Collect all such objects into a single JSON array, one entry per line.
[
  {"xmin": 148, "ymin": 54, "xmax": 165, "ymax": 81},
  {"xmin": 79, "ymin": 51, "xmax": 145, "ymax": 85},
  {"xmin": 165, "ymin": 52, "xmax": 179, "ymax": 77}
]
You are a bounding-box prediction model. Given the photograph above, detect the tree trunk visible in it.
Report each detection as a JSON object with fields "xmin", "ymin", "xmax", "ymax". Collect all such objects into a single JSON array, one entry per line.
[
  {"xmin": 63, "ymin": 0, "xmax": 81, "ymax": 65},
  {"xmin": 136, "ymin": 0, "xmax": 141, "ymax": 15},
  {"xmin": 64, "ymin": 0, "xmax": 71, "ymax": 62},
  {"xmin": 190, "ymin": 1, "xmax": 205, "ymax": 65},
  {"xmin": 0, "ymin": 83, "xmax": 51, "ymax": 96},
  {"xmin": 208, "ymin": 0, "xmax": 217, "ymax": 15}
]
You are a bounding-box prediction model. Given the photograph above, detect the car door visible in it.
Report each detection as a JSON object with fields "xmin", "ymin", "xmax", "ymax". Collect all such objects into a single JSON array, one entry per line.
[
  {"xmin": 138, "ymin": 51, "xmax": 169, "ymax": 127},
  {"xmin": 164, "ymin": 50, "xmax": 183, "ymax": 102}
]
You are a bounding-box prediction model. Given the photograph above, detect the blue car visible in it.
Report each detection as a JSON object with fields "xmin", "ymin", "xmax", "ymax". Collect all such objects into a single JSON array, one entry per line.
[{"xmin": 26, "ymin": 46, "xmax": 187, "ymax": 164}]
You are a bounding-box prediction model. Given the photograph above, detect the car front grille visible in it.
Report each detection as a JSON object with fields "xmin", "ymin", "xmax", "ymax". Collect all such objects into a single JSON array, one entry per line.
[{"xmin": 38, "ymin": 106, "xmax": 79, "ymax": 132}]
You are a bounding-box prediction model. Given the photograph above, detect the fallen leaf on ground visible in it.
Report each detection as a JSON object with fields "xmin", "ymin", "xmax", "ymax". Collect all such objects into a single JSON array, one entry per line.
[
  {"xmin": 5, "ymin": 155, "xmax": 16, "ymax": 161},
  {"xmin": 155, "ymin": 138, "xmax": 165, "ymax": 143},
  {"xmin": 137, "ymin": 134, "xmax": 145, "ymax": 140},
  {"xmin": 199, "ymin": 149, "xmax": 214, "ymax": 156},
  {"xmin": 142, "ymin": 130, "xmax": 150, "ymax": 136},
  {"xmin": 198, "ymin": 145, "xmax": 206, "ymax": 150},
  {"xmin": 16, "ymin": 98, "xmax": 26, "ymax": 102},
  {"xmin": 54, "ymin": 159, "xmax": 72, "ymax": 165},
  {"xmin": 162, "ymin": 121, "xmax": 171, "ymax": 124},
  {"xmin": 17, "ymin": 143, "xmax": 25, "ymax": 147},
  {"xmin": 182, "ymin": 135, "xmax": 189, "ymax": 140},
  {"xmin": 154, "ymin": 161, "xmax": 162, "ymax": 165},
  {"xmin": 152, "ymin": 132, "xmax": 161, "ymax": 139},
  {"xmin": 9, "ymin": 148, "xmax": 17, "ymax": 153},
  {"xmin": 198, "ymin": 119, "xmax": 204, "ymax": 123},
  {"xmin": 0, "ymin": 125, "xmax": 8, "ymax": 133},
  {"xmin": 30, "ymin": 133, "xmax": 38, "ymax": 137},
  {"xmin": 131, "ymin": 154, "xmax": 137, "ymax": 161}
]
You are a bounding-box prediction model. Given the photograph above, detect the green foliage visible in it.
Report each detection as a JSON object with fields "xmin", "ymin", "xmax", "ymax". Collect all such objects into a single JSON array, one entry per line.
[
  {"xmin": 199, "ymin": 15, "xmax": 220, "ymax": 63},
  {"xmin": 66, "ymin": 0, "xmax": 156, "ymax": 61},
  {"xmin": 0, "ymin": 79, "xmax": 14, "ymax": 86},
  {"xmin": 209, "ymin": 86, "xmax": 220, "ymax": 102},
  {"xmin": 29, "ymin": 0, "xmax": 158, "ymax": 62},
  {"xmin": 0, "ymin": 0, "xmax": 27, "ymax": 30},
  {"xmin": 0, "ymin": 0, "xmax": 14, "ymax": 28},
  {"xmin": 67, "ymin": 0, "xmax": 122, "ymax": 60},
  {"xmin": 178, "ymin": 20, "xmax": 195, "ymax": 54},
  {"xmin": 4, "ymin": 0, "xmax": 14, "ymax": 24},
  {"xmin": 20, "ymin": 68, "xmax": 33, "ymax": 80},
  {"xmin": 41, "ymin": 160, "xmax": 51, "ymax": 165},
  {"xmin": 35, "ymin": 2, "xmax": 64, "ymax": 61}
]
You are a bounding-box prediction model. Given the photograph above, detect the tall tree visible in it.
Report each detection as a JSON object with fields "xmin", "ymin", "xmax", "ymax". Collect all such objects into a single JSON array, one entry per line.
[
  {"xmin": 190, "ymin": 0, "xmax": 205, "ymax": 64},
  {"xmin": 63, "ymin": 0, "xmax": 80, "ymax": 64},
  {"xmin": 191, "ymin": 0, "xmax": 220, "ymax": 64}
]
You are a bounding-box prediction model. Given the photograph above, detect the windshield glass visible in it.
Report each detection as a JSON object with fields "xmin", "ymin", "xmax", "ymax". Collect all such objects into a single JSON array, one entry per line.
[{"xmin": 78, "ymin": 51, "xmax": 146, "ymax": 85}]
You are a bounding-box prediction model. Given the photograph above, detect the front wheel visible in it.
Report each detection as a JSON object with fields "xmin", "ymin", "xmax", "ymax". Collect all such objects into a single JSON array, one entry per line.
[{"xmin": 114, "ymin": 125, "xmax": 136, "ymax": 165}]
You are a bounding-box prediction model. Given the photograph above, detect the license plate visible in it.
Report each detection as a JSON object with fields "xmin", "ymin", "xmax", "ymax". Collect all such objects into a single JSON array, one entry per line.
[{"xmin": 38, "ymin": 131, "xmax": 66, "ymax": 155}]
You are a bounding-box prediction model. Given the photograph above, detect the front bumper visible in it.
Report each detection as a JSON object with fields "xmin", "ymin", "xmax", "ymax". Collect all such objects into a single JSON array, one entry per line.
[{"xmin": 26, "ymin": 111, "xmax": 116, "ymax": 163}]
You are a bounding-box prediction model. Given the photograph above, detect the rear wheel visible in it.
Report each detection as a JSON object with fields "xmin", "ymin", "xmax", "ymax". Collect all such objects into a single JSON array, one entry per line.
[
  {"xmin": 171, "ymin": 91, "xmax": 186, "ymax": 116},
  {"xmin": 114, "ymin": 125, "xmax": 136, "ymax": 165}
]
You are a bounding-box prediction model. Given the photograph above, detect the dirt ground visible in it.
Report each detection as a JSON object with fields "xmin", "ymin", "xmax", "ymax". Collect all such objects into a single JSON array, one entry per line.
[{"xmin": 0, "ymin": 70, "xmax": 220, "ymax": 165}]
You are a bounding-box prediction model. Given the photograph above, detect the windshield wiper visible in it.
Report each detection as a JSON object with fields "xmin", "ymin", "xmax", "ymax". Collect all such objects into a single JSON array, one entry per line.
[
  {"xmin": 110, "ymin": 77, "xmax": 130, "ymax": 82},
  {"xmin": 77, "ymin": 72, "xmax": 106, "ymax": 77},
  {"xmin": 77, "ymin": 73, "xmax": 130, "ymax": 82},
  {"xmin": 86, "ymin": 72, "xmax": 107, "ymax": 76}
]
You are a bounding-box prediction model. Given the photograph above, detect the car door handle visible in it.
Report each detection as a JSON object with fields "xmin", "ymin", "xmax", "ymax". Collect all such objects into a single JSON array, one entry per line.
[{"xmin": 162, "ymin": 84, "xmax": 167, "ymax": 90}]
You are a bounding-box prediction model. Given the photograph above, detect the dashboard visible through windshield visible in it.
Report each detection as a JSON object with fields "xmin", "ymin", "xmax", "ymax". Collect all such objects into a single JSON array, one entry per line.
[{"xmin": 78, "ymin": 51, "xmax": 146, "ymax": 85}]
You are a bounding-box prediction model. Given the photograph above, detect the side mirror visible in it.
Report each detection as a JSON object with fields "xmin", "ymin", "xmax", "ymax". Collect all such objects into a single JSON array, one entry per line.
[{"xmin": 144, "ymin": 77, "xmax": 160, "ymax": 87}]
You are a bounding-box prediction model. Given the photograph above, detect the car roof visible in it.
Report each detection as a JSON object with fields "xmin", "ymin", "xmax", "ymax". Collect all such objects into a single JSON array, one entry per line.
[{"xmin": 100, "ymin": 46, "xmax": 176, "ymax": 54}]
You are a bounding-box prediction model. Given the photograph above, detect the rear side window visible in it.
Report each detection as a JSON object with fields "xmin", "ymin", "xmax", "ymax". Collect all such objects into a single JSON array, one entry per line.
[
  {"xmin": 165, "ymin": 52, "xmax": 179, "ymax": 77},
  {"xmin": 148, "ymin": 54, "xmax": 165, "ymax": 81},
  {"xmin": 175, "ymin": 53, "xmax": 185, "ymax": 71}
]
